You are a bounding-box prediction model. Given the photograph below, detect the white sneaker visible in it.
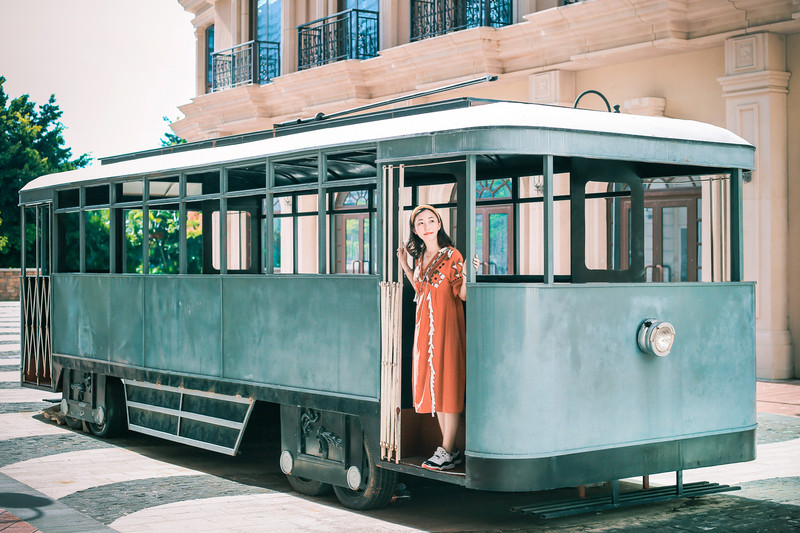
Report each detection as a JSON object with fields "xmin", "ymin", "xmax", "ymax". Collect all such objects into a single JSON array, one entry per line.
[{"xmin": 422, "ymin": 446, "xmax": 455, "ymax": 471}]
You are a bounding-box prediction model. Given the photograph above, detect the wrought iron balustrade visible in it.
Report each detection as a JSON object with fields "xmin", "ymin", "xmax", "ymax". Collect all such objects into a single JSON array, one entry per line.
[
  {"xmin": 411, "ymin": 0, "xmax": 512, "ymax": 41},
  {"xmin": 212, "ymin": 40, "xmax": 280, "ymax": 92},
  {"xmin": 297, "ymin": 9, "xmax": 379, "ymax": 70}
]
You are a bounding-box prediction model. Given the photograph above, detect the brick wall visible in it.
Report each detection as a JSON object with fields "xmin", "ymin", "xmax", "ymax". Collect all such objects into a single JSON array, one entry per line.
[{"xmin": 0, "ymin": 269, "xmax": 37, "ymax": 301}]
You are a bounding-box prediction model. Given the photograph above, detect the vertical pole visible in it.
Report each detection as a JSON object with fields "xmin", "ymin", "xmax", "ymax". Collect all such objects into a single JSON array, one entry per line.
[
  {"xmin": 465, "ymin": 155, "xmax": 477, "ymax": 283},
  {"xmin": 142, "ymin": 182, "xmax": 149, "ymax": 275},
  {"xmin": 676, "ymin": 470, "xmax": 684, "ymax": 496},
  {"xmin": 611, "ymin": 479, "xmax": 620, "ymax": 505},
  {"xmin": 397, "ymin": 165, "xmax": 405, "ymax": 283},
  {"xmin": 79, "ymin": 189, "xmax": 86, "ymax": 273},
  {"xmin": 318, "ymin": 151, "xmax": 327, "ymax": 274},
  {"xmin": 179, "ymin": 174, "xmax": 187, "ymax": 275},
  {"xmin": 729, "ymin": 169, "xmax": 744, "ymax": 282},
  {"xmin": 109, "ymin": 185, "xmax": 118, "ymax": 274},
  {"xmin": 265, "ymin": 160, "xmax": 275, "ymax": 274},
  {"xmin": 543, "ymin": 155, "xmax": 554, "ymax": 284}
]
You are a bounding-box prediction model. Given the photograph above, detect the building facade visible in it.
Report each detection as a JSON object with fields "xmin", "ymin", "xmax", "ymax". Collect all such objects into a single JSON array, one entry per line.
[{"xmin": 173, "ymin": 0, "xmax": 800, "ymax": 379}]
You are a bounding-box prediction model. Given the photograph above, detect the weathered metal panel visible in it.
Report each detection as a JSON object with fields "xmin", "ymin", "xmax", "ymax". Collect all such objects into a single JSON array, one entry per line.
[
  {"xmin": 380, "ymin": 128, "xmax": 755, "ymax": 171},
  {"xmin": 144, "ymin": 277, "xmax": 223, "ymax": 376},
  {"xmin": 222, "ymin": 276, "xmax": 381, "ymax": 399},
  {"xmin": 107, "ymin": 276, "xmax": 144, "ymax": 366},
  {"xmin": 466, "ymin": 283, "xmax": 756, "ymax": 459}
]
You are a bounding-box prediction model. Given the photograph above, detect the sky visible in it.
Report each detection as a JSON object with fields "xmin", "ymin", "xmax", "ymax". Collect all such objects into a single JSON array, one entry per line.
[{"xmin": 0, "ymin": 0, "xmax": 196, "ymax": 164}]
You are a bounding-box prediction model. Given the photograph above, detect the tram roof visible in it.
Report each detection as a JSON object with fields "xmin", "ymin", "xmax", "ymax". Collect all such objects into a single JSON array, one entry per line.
[{"xmin": 21, "ymin": 99, "xmax": 754, "ymax": 194}]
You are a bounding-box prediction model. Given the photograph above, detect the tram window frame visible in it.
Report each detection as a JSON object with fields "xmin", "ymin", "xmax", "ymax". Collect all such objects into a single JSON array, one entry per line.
[
  {"xmin": 56, "ymin": 209, "xmax": 81, "ymax": 273},
  {"xmin": 84, "ymin": 208, "xmax": 111, "ymax": 273},
  {"xmin": 272, "ymin": 191, "xmax": 319, "ymax": 274},
  {"xmin": 226, "ymin": 162, "xmax": 268, "ymax": 194},
  {"xmin": 328, "ymin": 187, "xmax": 375, "ymax": 275}
]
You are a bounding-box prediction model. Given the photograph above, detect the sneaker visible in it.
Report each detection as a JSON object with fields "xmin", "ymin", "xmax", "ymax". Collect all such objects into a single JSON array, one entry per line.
[
  {"xmin": 451, "ymin": 449, "xmax": 463, "ymax": 466},
  {"xmin": 422, "ymin": 446, "xmax": 455, "ymax": 471}
]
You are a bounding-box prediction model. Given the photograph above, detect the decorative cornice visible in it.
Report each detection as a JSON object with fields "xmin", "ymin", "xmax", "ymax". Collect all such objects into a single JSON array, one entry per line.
[{"xmin": 718, "ymin": 70, "xmax": 791, "ymax": 96}]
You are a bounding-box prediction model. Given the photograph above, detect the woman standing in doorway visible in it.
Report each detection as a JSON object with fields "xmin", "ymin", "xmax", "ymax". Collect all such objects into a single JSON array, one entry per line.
[{"xmin": 396, "ymin": 205, "xmax": 477, "ymax": 471}]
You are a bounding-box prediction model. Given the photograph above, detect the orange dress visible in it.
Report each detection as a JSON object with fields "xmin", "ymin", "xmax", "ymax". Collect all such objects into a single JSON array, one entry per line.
[{"xmin": 412, "ymin": 246, "xmax": 466, "ymax": 415}]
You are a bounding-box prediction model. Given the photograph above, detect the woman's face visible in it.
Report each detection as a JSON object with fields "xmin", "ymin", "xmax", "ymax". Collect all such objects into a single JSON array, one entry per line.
[{"xmin": 412, "ymin": 209, "xmax": 441, "ymax": 245}]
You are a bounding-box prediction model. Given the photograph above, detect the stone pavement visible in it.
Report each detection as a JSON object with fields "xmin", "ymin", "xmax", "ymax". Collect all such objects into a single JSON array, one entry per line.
[{"xmin": 1, "ymin": 299, "xmax": 799, "ymax": 532}]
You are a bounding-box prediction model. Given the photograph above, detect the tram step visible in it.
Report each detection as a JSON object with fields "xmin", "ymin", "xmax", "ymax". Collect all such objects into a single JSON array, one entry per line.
[
  {"xmin": 122, "ymin": 379, "xmax": 255, "ymax": 456},
  {"xmin": 511, "ymin": 481, "xmax": 741, "ymax": 519}
]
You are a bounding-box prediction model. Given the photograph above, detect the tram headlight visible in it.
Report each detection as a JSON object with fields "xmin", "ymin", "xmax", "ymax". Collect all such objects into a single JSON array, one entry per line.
[{"xmin": 637, "ymin": 318, "xmax": 675, "ymax": 357}]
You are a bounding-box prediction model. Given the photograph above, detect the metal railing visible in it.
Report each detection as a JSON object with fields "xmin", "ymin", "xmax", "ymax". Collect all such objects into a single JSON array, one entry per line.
[
  {"xmin": 411, "ymin": 0, "xmax": 512, "ymax": 41},
  {"xmin": 212, "ymin": 40, "xmax": 280, "ymax": 92},
  {"xmin": 297, "ymin": 9, "xmax": 379, "ymax": 70}
]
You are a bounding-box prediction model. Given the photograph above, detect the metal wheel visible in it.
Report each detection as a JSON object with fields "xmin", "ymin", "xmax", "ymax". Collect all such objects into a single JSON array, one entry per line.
[
  {"xmin": 88, "ymin": 377, "xmax": 126, "ymax": 438},
  {"xmin": 333, "ymin": 437, "xmax": 397, "ymax": 510},
  {"xmin": 286, "ymin": 475, "xmax": 333, "ymax": 496}
]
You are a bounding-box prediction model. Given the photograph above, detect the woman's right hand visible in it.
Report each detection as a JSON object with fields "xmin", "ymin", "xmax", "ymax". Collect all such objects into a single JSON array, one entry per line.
[{"xmin": 396, "ymin": 242, "xmax": 407, "ymax": 264}]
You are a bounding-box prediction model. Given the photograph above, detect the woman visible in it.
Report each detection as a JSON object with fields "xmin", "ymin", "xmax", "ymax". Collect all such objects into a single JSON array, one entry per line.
[{"xmin": 396, "ymin": 205, "xmax": 477, "ymax": 471}]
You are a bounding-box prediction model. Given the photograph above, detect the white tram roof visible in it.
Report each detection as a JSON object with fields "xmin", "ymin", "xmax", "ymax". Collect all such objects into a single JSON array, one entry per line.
[{"xmin": 22, "ymin": 100, "xmax": 753, "ymax": 192}]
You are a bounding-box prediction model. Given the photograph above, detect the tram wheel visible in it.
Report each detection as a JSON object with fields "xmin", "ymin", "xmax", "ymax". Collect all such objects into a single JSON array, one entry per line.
[
  {"xmin": 333, "ymin": 437, "xmax": 397, "ymax": 510},
  {"xmin": 286, "ymin": 475, "xmax": 333, "ymax": 496},
  {"xmin": 88, "ymin": 377, "xmax": 126, "ymax": 438},
  {"xmin": 64, "ymin": 416, "xmax": 83, "ymax": 430}
]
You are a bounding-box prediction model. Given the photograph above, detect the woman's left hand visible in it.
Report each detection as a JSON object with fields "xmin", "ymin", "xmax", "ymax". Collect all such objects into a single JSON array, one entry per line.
[{"xmin": 472, "ymin": 254, "xmax": 480, "ymax": 274}]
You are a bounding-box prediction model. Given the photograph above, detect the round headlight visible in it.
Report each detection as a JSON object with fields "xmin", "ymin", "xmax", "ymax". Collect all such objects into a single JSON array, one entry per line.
[
  {"xmin": 637, "ymin": 318, "xmax": 676, "ymax": 357},
  {"xmin": 279, "ymin": 450, "xmax": 294, "ymax": 474}
]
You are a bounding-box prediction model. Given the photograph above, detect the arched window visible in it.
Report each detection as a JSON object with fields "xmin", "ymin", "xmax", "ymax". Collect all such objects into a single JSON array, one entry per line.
[{"xmin": 333, "ymin": 189, "xmax": 373, "ymax": 274}]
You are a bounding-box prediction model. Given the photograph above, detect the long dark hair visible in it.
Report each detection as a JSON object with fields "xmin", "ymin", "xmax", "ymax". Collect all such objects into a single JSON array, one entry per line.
[{"xmin": 405, "ymin": 206, "xmax": 454, "ymax": 260}]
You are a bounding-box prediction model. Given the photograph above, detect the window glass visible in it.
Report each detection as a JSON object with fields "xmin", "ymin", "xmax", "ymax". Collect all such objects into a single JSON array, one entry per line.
[
  {"xmin": 186, "ymin": 201, "xmax": 205, "ymax": 274},
  {"xmin": 148, "ymin": 207, "xmax": 180, "ymax": 274},
  {"xmin": 85, "ymin": 185, "xmax": 109, "ymax": 206},
  {"xmin": 57, "ymin": 212, "xmax": 80, "ymax": 272},
  {"xmin": 116, "ymin": 181, "xmax": 144, "ymax": 203},
  {"xmin": 211, "ymin": 211, "xmax": 252, "ymax": 271},
  {"xmin": 273, "ymin": 157, "xmax": 318, "ymax": 187},
  {"xmin": 206, "ymin": 25, "xmax": 215, "ymax": 94},
  {"xmin": 149, "ymin": 176, "xmax": 180, "ymax": 200},
  {"xmin": 297, "ymin": 194, "xmax": 318, "ymax": 274},
  {"xmin": 331, "ymin": 189, "xmax": 373, "ymax": 274},
  {"xmin": 186, "ymin": 170, "xmax": 220, "ymax": 196},
  {"xmin": 274, "ymin": 196, "xmax": 293, "ymax": 273},
  {"xmin": 57, "ymin": 189, "xmax": 80, "ymax": 209},
  {"xmin": 85, "ymin": 209, "xmax": 110, "ymax": 273},
  {"xmin": 123, "ymin": 209, "xmax": 144, "ymax": 273},
  {"xmin": 228, "ymin": 164, "xmax": 266, "ymax": 192}
]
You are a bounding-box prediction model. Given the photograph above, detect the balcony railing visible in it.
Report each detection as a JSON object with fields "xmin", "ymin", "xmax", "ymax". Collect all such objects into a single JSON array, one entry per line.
[
  {"xmin": 212, "ymin": 40, "xmax": 280, "ymax": 92},
  {"xmin": 411, "ymin": 0, "xmax": 512, "ymax": 41},
  {"xmin": 297, "ymin": 9, "xmax": 379, "ymax": 71}
]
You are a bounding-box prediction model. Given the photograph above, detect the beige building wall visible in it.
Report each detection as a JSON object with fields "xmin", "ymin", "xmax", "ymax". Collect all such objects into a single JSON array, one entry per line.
[{"xmin": 176, "ymin": 0, "xmax": 800, "ymax": 378}]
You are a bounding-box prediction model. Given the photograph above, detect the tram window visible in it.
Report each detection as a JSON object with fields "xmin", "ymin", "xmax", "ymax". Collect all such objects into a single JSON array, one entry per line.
[
  {"xmin": 211, "ymin": 211, "xmax": 252, "ymax": 271},
  {"xmin": 185, "ymin": 201, "xmax": 205, "ymax": 274},
  {"xmin": 122, "ymin": 209, "xmax": 144, "ymax": 273},
  {"xmin": 475, "ymin": 179, "xmax": 512, "ymax": 275},
  {"xmin": 57, "ymin": 189, "xmax": 79, "ymax": 209},
  {"xmin": 227, "ymin": 164, "xmax": 266, "ymax": 192},
  {"xmin": 115, "ymin": 181, "xmax": 144, "ymax": 203},
  {"xmin": 85, "ymin": 209, "xmax": 110, "ymax": 273},
  {"xmin": 57, "ymin": 212, "xmax": 80, "ymax": 272},
  {"xmin": 27, "ymin": 206, "xmax": 51, "ymax": 274},
  {"xmin": 274, "ymin": 157, "xmax": 318, "ymax": 187},
  {"xmin": 273, "ymin": 196, "xmax": 291, "ymax": 273},
  {"xmin": 85, "ymin": 185, "xmax": 109, "ymax": 206},
  {"xmin": 330, "ymin": 189, "xmax": 374, "ymax": 274},
  {"xmin": 585, "ymin": 181, "xmax": 629, "ymax": 272},
  {"xmin": 326, "ymin": 150, "xmax": 377, "ymax": 182},
  {"xmin": 186, "ymin": 170, "xmax": 220, "ymax": 196},
  {"xmin": 297, "ymin": 194, "xmax": 318, "ymax": 274},
  {"xmin": 148, "ymin": 206, "xmax": 180, "ymax": 274},
  {"xmin": 149, "ymin": 176, "xmax": 180, "ymax": 199}
]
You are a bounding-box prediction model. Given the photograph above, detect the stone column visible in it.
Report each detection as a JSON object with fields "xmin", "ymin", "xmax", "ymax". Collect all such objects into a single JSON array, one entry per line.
[{"xmin": 718, "ymin": 32, "xmax": 793, "ymax": 379}]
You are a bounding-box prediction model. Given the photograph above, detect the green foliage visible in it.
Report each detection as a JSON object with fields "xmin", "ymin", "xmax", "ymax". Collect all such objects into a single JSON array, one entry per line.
[
  {"xmin": 0, "ymin": 76, "xmax": 90, "ymax": 267},
  {"xmin": 161, "ymin": 116, "xmax": 187, "ymax": 147}
]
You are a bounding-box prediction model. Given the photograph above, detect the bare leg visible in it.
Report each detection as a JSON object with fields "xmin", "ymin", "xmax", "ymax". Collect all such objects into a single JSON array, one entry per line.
[{"xmin": 440, "ymin": 412, "xmax": 460, "ymax": 453}]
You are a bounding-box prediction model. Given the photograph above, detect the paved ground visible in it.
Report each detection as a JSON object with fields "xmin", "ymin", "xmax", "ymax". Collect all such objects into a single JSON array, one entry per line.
[{"xmin": 1, "ymin": 300, "xmax": 799, "ymax": 532}]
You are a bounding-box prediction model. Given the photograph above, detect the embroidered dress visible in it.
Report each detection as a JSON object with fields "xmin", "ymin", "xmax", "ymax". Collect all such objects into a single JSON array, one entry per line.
[{"xmin": 411, "ymin": 246, "xmax": 466, "ymax": 415}]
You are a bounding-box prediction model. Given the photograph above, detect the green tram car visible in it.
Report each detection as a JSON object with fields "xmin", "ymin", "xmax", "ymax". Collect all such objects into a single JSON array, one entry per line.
[{"xmin": 19, "ymin": 98, "xmax": 756, "ymax": 513}]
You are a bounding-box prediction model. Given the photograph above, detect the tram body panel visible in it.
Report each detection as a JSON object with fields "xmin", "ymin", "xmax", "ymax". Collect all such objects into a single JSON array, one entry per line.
[
  {"xmin": 465, "ymin": 282, "xmax": 755, "ymax": 490},
  {"xmin": 51, "ymin": 274, "xmax": 381, "ymax": 401}
]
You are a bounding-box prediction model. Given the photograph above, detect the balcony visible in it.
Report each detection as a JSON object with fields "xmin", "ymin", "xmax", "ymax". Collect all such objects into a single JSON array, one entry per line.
[
  {"xmin": 297, "ymin": 9, "xmax": 379, "ymax": 71},
  {"xmin": 212, "ymin": 40, "xmax": 280, "ymax": 92},
  {"xmin": 411, "ymin": 0, "xmax": 512, "ymax": 41}
]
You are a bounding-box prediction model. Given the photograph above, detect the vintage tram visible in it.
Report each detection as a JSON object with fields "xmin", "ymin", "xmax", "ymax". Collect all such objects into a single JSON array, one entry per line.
[{"xmin": 19, "ymin": 97, "xmax": 756, "ymax": 513}]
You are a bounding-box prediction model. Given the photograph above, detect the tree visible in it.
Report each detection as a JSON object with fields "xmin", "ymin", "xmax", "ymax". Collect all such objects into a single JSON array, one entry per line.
[
  {"xmin": 161, "ymin": 116, "xmax": 186, "ymax": 147},
  {"xmin": 0, "ymin": 76, "xmax": 90, "ymax": 267}
]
